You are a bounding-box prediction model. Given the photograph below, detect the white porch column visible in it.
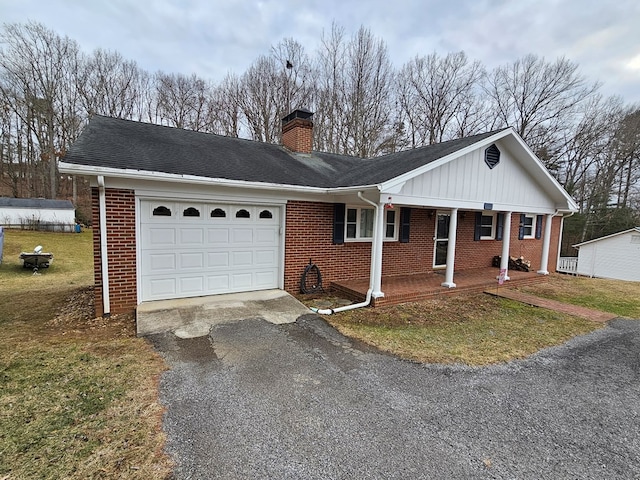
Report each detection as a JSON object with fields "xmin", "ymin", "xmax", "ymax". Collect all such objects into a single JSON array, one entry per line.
[
  {"xmin": 441, "ymin": 208, "xmax": 458, "ymax": 288},
  {"xmin": 537, "ymin": 214, "xmax": 554, "ymax": 275},
  {"xmin": 499, "ymin": 212, "xmax": 512, "ymax": 281},
  {"xmin": 371, "ymin": 202, "xmax": 386, "ymax": 297}
]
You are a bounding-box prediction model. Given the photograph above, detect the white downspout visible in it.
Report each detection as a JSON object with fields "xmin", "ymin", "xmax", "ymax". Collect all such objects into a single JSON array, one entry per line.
[
  {"xmin": 556, "ymin": 211, "xmax": 574, "ymax": 272},
  {"xmin": 97, "ymin": 175, "xmax": 111, "ymax": 316},
  {"xmin": 499, "ymin": 211, "xmax": 513, "ymax": 281},
  {"xmin": 310, "ymin": 191, "xmax": 382, "ymax": 315}
]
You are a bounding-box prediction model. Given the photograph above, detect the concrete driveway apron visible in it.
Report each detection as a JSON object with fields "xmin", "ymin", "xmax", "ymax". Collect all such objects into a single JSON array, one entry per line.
[{"xmin": 150, "ymin": 316, "xmax": 640, "ymax": 480}]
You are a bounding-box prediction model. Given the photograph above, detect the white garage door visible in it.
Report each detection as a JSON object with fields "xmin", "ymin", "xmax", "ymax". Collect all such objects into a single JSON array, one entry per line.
[{"xmin": 139, "ymin": 200, "xmax": 281, "ymax": 302}]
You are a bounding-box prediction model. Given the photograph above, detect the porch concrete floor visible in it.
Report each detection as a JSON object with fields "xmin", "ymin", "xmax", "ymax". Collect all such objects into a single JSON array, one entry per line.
[{"xmin": 331, "ymin": 267, "xmax": 544, "ymax": 307}]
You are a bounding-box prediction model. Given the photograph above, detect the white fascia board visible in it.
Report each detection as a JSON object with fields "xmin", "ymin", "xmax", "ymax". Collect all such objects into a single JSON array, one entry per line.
[
  {"xmin": 59, "ymin": 161, "xmax": 328, "ymax": 194},
  {"xmin": 573, "ymin": 227, "xmax": 640, "ymax": 248},
  {"xmin": 59, "ymin": 161, "xmax": 382, "ymax": 198}
]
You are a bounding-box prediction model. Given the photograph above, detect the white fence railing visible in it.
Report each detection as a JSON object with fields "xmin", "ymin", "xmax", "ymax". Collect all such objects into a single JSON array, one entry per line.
[{"xmin": 557, "ymin": 256, "xmax": 578, "ymax": 274}]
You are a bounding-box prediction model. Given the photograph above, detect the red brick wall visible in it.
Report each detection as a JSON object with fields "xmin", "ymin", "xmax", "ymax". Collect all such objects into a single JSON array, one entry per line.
[
  {"xmin": 90, "ymin": 195, "xmax": 562, "ymax": 314},
  {"xmin": 91, "ymin": 187, "xmax": 137, "ymax": 316},
  {"xmin": 284, "ymin": 202, "xmax": 561, "ymax": 293},
  {"xmin": 453, "ymin": 213, "xmax": 560, "ymax": 271},
  {"xmin": 282, "ymin": 119, "xmax": 313, "ymax": 153}
]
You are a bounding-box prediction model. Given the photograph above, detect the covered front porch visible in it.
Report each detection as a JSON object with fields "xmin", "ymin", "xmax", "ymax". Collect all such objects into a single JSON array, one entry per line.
[{"xmin": 332, "ymin": 267, "xmax": 543, "ymax": 307}]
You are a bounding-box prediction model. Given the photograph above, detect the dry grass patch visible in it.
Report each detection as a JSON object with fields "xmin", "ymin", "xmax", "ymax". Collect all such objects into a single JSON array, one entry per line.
[
  {"xmin": 0, "ymin": 229, "xmax": 172, "ymax": 479},
  {"xmin": 517, "ymin": 274, "xmax": 640, "ymax": 318},
  {"xmin": 321, "ymin": 294, "xmax": 601, "ymax": 365}
]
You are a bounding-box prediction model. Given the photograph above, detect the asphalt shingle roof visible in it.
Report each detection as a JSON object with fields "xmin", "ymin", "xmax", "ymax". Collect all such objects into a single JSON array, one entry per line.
[
  {"xmin": 63, "ymin": 115, "xmax": 505, "ymax": 188},
  {"xmin": 0, "ymin": 198, "xmax": 74, "ymax": 209}
]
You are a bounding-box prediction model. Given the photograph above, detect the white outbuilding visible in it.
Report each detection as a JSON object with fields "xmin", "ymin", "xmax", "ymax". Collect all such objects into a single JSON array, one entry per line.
[
  {"xmin": 0, "ymin": 197, "xmax": 76, "ymax": 232},
  {"xmin": 573, "ymin": 227, "xmax": 640, "ymax": 282}
]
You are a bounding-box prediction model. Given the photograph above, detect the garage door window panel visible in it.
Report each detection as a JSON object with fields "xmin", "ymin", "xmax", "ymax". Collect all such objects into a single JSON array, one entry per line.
[
  {"xmin": 183, "ymin": 207, "xmax": 200, "ymax": 217},
  {"xmin": 153, "ymin": 206, "xmax": 172, "ymax": 216},
  {"xmin": 211, "ymin": 208, "xmax": 226, "ymax": 218}
]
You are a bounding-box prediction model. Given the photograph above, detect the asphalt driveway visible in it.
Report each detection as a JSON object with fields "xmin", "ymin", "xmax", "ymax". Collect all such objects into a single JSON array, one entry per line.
[{"xmin": 151, "ymin": 315, "xmax": 640, "ymax": 479}]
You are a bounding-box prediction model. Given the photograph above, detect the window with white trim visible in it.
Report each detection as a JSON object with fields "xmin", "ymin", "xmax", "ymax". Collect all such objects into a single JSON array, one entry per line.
[
  {"xmin": 345, "ymin": 207, "xmax": 398, "ymax": 241},
  {"xmin": 522, "ymin": 214, "xmax": 536, "ymax": 239},
  {"xmin": 385, "ymin": 209, "xmax": 397, "ymax": 239},
  {"xmin": 479, "ymin": 213, "xmax": 496, "ymax": 240}
]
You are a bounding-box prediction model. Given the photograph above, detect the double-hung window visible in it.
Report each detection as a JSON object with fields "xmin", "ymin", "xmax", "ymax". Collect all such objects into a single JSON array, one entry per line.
[
  {"xmin": 345, "ymin": 207, "xmax": 398, "ymax": 241},
  {"xmin": 522, "ymin": 214, "xmax": 536, "ymax": 239},
  {"xmin": 479, "ymin": 213, "xmax": 496, "ymax": 240}
]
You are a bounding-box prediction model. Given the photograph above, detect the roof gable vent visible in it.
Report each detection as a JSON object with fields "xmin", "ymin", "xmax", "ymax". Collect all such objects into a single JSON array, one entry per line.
[{"xmin": 485, "ymin": 144, "xmax": 500, "ymax": 169}]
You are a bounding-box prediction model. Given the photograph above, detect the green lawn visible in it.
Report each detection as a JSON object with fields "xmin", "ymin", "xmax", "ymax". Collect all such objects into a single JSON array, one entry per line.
[
  {"xmin": 0, "ymin": 229, "xmax": 172, "ymax": 479},
  {"xmin": 322, "ymin": 291, "xmax": 603, "ymax": 365}
]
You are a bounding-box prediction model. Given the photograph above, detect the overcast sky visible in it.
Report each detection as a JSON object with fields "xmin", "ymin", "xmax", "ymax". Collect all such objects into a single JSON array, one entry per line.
[{"xmin": 3, "ymin": 0, "xmax": 639, "ymax": 103}]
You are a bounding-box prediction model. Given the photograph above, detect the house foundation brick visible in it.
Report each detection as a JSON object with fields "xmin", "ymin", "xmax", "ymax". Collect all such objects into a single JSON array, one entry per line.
[{"xmin": 91, "ymin": 187, "xmax": 137, "ymax": 317}]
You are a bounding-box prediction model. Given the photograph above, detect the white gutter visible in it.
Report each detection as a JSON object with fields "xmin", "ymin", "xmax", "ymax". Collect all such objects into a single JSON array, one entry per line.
[
  {"xmin": 58, "ymin": 161, "xmax": 382, "ymax": 196},
  {"xmin": 310, "ymin": 191, "xmax": 382, "ymax": 315},
  {"xmin": 97, "ymin": 175, "xmax": 111, "ymax": 316}
]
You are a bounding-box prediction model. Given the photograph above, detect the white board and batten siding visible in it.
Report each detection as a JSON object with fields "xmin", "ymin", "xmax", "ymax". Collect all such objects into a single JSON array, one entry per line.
[
  {"xmin": 139, "ymin": 200, "xmax": 282, "ymax": 302},
  {"xmin": 393, "ymin": 142, "xmax": 557, "ymax": 213},
  {"xmin": 575, "ymin": 228, "xmax": 640, "ymax": 282}
]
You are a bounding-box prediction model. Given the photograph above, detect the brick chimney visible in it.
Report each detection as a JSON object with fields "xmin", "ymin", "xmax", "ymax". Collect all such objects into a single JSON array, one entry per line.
[{"xmin": 281, "ymin": 109, "xmax": 314, "ymax": 154}]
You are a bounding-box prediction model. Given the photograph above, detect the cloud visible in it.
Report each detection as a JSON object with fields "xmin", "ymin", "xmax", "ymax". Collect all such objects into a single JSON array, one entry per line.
[{"xmin": 1, "ymin": 0, "xmax": 638, "ymax": 102}]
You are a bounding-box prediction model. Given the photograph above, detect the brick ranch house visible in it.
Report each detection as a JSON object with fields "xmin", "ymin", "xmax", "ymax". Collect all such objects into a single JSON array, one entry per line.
[{"xmin": 60, "ymin": 110, "xmax": 578, "ymax": 318}]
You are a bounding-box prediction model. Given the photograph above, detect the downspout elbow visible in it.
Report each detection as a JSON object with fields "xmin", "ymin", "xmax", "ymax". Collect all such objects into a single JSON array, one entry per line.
[{"xmin": 310, "ymin": 288, "xmax": 373, "ymax": 315}]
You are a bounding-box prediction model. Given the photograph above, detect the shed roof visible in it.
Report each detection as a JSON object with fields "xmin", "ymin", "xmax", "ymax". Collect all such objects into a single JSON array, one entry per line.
[
  {"xmin": 0, "ymin": 197, "xmax": 74, "ymax": 209},
  {"xmin": 573, "ymin": 227, "xmax": 640, "ymax": 248}
]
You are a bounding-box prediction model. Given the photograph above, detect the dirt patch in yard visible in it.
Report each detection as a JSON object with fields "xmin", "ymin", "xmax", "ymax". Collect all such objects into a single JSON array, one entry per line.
[{"xmin": 47, "ymin": 287, "xmax": 135, "ymax": 339}]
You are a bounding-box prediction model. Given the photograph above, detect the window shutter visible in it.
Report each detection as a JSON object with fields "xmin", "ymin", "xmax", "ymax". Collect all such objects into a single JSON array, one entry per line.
[
  {"xmin": 518, "ymin": 213, "xmax": 526, "ymax": 240},
  {"xmin": 535, "ymin": 215, "xmax": 544, "ymax": 239},
  {"xmin": 400, "ymin": 207, "xmax": 411, "ymax": 243},
  {"xmin": 496, "ymin": 213, "xmax": 504, "ymax": 240},
  {"xmin": 333, "ymin": 203, "xmax": 345, "ymax": 244},
  {"xmin": 474, "ymin": 212, "xmax": 482, "ymax": 241}
]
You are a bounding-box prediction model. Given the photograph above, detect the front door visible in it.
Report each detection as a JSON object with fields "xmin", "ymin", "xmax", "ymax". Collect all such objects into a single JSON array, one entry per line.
[{"xmin": 434, "ymin": 213, "xmax": 450, "ymax": 269}]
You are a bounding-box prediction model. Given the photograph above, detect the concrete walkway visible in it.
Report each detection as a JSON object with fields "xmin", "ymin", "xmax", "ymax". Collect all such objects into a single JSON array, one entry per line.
[
  {"xmin": 485, "ymin": 288, "xmax": 619, "ymax": 322},
  {"xmin": 136, "ymin": 289, "xmax": 311, "ymax": 336}
]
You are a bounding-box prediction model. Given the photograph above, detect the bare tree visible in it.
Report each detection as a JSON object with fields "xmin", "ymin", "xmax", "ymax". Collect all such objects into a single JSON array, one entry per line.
[
  {"xmin": 483, "ymin": 54, "xmax": 600, "ymax": 164},
  {"xmin": 0, "ymin": 21, "xmax": 81, "ymax": 198},
  {"xmin": 153, "ymin": 71, "xmax": 213, "ymax": 131},
  {"xmin": 239, "ymin": 39, "xmax": 313, "ymax": 143},
  {"xmin": 313, "ymin": 23, "xmax": 348, "ymax": 153},
  {"xmin": 207, "ymin": 73, "xmax": 242, "ymax": 137},
  {"xmin": 397, "ymin": 51, "xmax": 484, "ymax": 146},
  {"xmin": 314, "ymin": 24, "xmax": 394, "ymax": 157},
  {"xmin": 75, "ymin": 48, "xmax": 148, "ymax": 120},
  {"xmin": 612, "ymin": 107, "xmax": 640, "ymax": 208}
]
